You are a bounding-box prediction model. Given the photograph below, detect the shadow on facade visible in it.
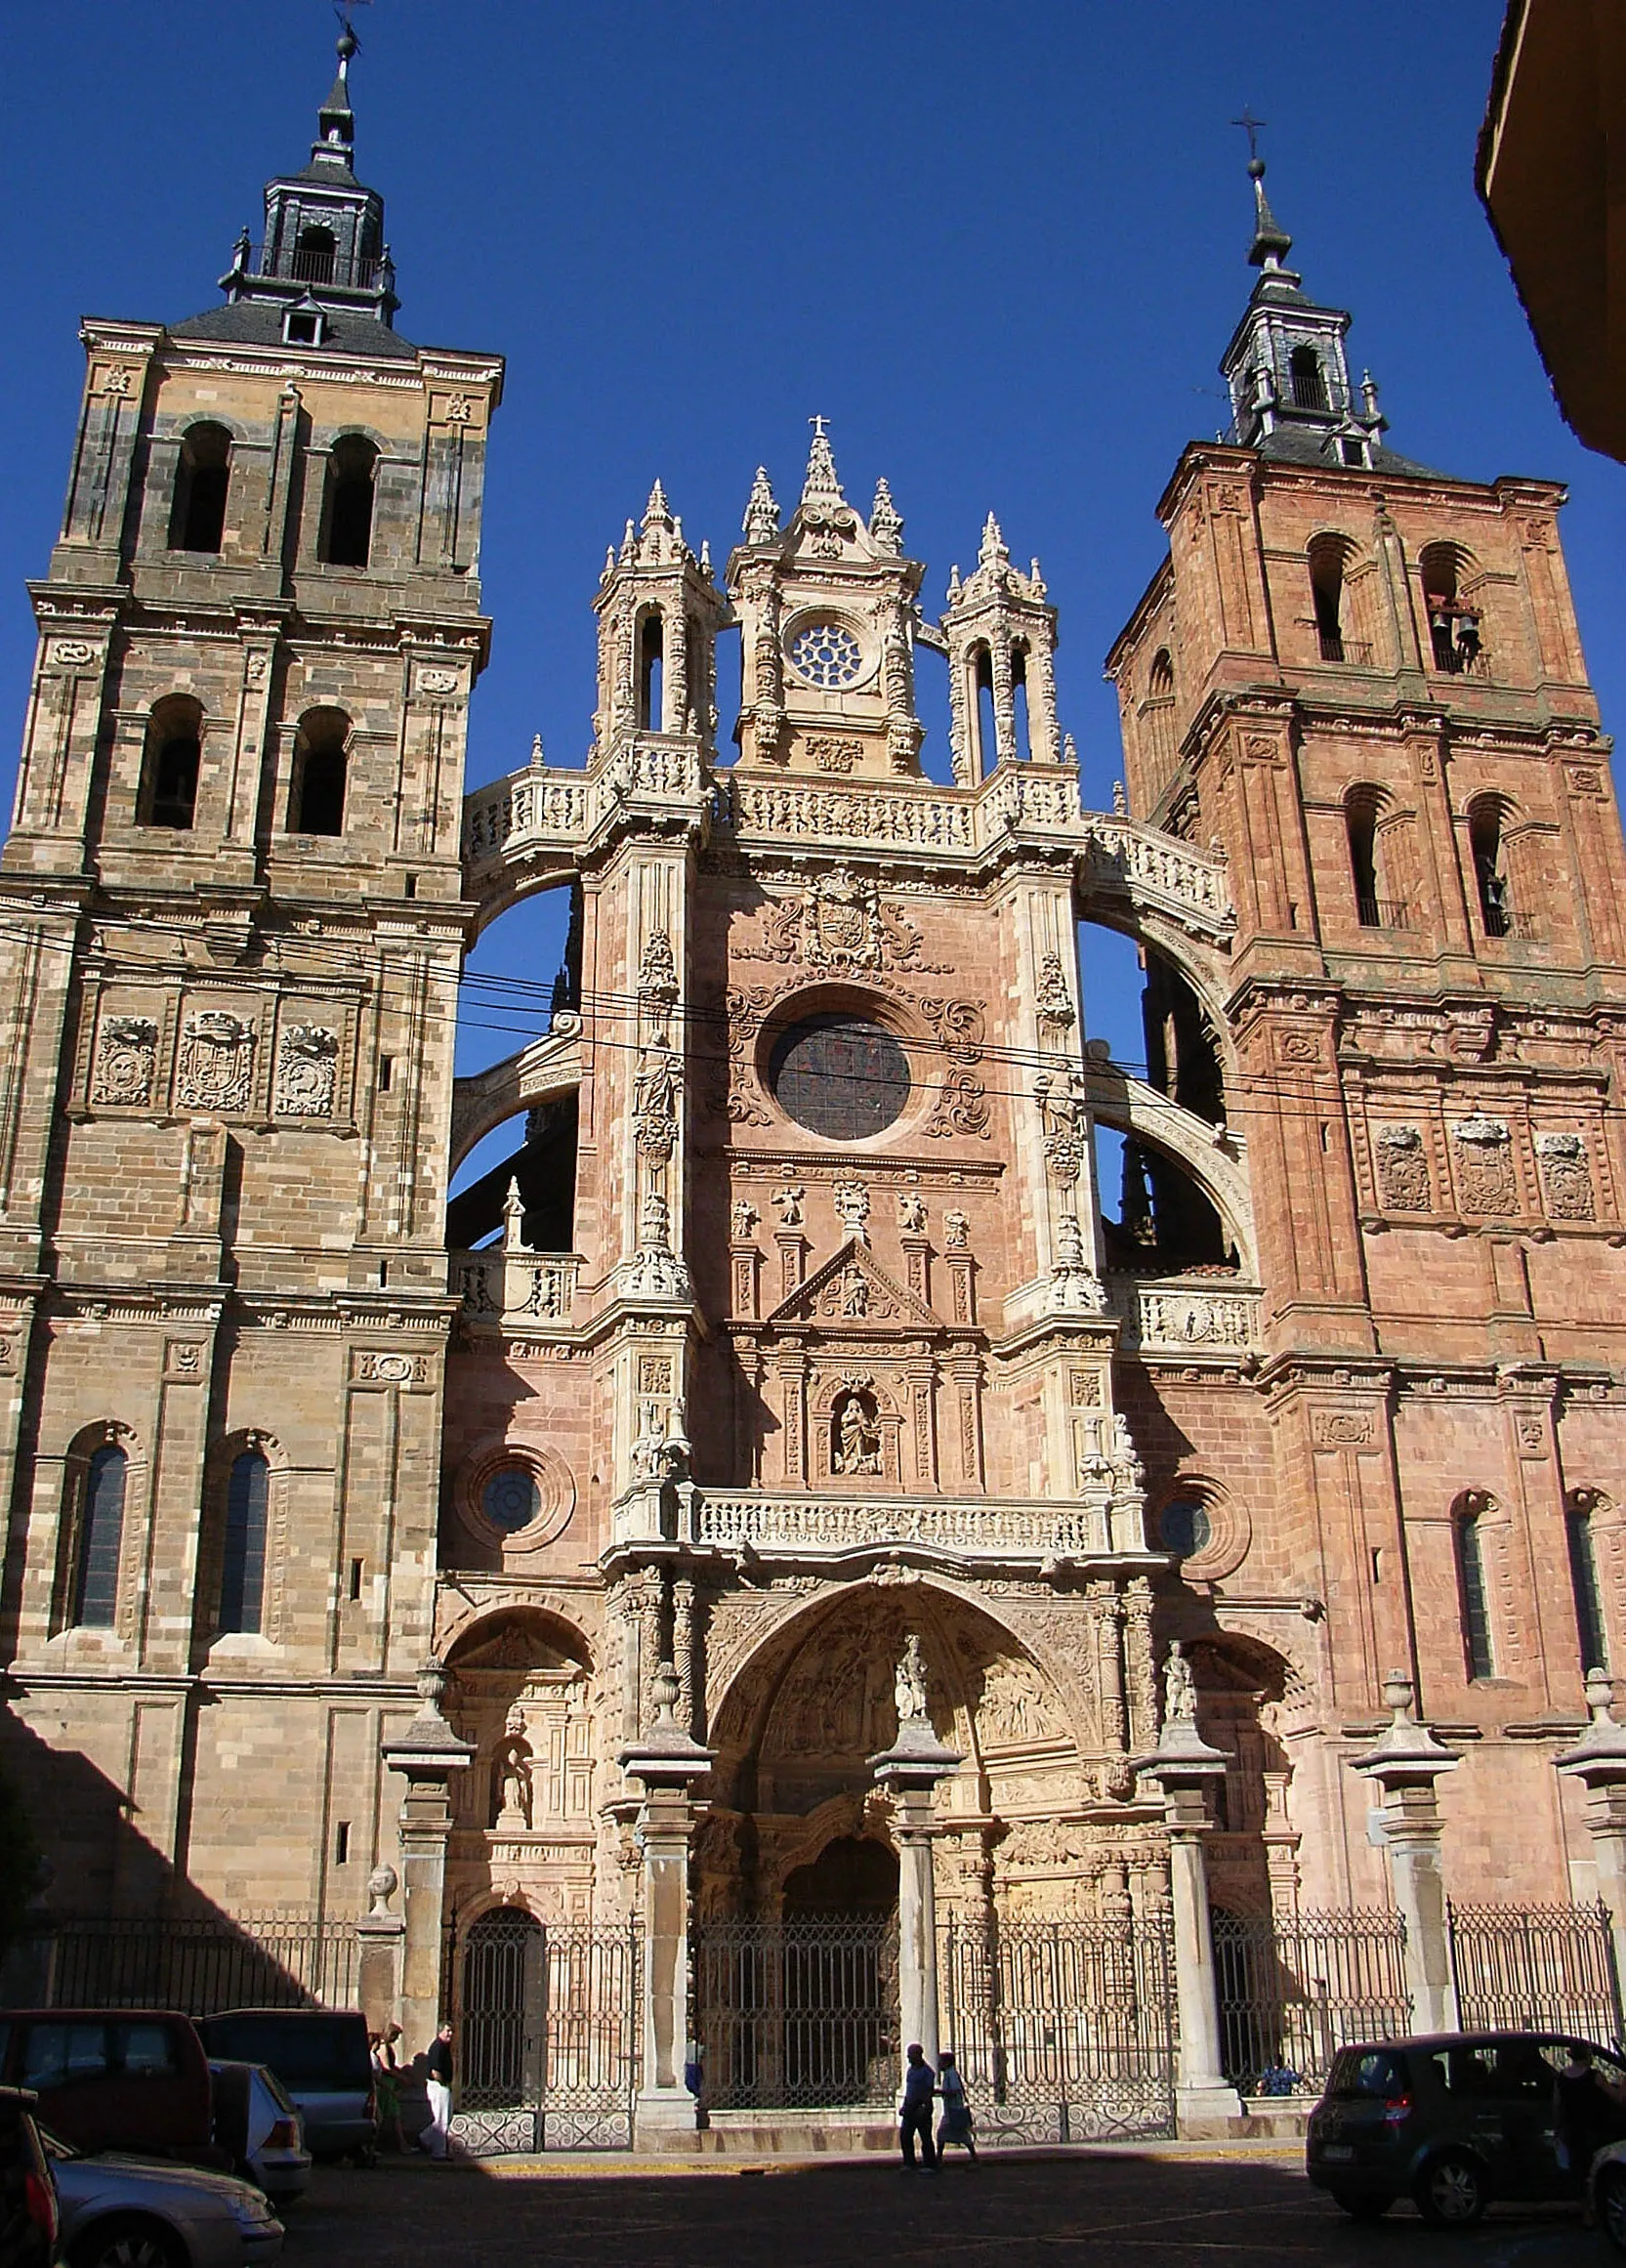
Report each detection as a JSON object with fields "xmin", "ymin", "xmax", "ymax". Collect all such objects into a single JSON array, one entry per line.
[{"xmin": 0, "ymin": 1703, "xmax": 344, "ymax": 2011}]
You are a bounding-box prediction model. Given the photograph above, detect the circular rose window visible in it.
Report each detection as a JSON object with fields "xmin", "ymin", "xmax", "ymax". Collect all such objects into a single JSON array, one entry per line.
[
  {"xmin": 481, "ymin": 1465, "xmax": 542, "ymax": 1533},
  {"xmin": 1159, "ymin": 1496, "xmax": 1213, "ymax": 1559},
  {"xmin": 769, "ymin": 1015, "xmax": 910, "ymax": 1139},
  {"xmin": 787, "ymin": 619, "xmax": 864, "ymax": 690}
]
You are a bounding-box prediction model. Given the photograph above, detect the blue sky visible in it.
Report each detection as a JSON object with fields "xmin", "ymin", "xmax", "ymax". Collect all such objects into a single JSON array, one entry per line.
[{"xmin": 3, "ymin": 1, "xmax": 1620, "ymax": 1161}]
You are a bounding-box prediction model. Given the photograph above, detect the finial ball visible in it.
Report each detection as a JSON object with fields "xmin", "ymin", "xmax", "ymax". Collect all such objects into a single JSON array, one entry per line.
[
  {"xmin": 337, "ymin": 26, "xmax": 358, "ymax": 61},
  {"xmin": 1247, "ymin": 156, "xmax": 1266, "ymax": 181}
]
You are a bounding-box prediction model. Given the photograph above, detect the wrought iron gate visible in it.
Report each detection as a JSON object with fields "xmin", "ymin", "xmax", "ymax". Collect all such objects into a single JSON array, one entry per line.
[
  {"xmin": 457, "ymin": 1911, "xmax": 640, "ymax": 2152},
  {"xmin": 939, "ymin": 1912, "xmax": 1178, "ymax": 2142},
  {"xmin": 1448, "ymin": 1901, "xmax": 1623, "ymax": 2041},
  {"xmin": 1211, "ymin": 1908, "xmax": 1410, "ymax": 2094},
  {"xmin": 693, "ymin": 1915, "xmax": 899, "ymax": 2110}
]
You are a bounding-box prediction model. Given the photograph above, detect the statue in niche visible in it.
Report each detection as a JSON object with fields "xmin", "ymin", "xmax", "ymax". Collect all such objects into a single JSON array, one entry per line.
[
  {"xmin": 633, "ymin": 1032, "xmax": 680, "ymax": 1121},
  {"xmin": 840, "ymin": 1263, "xmax": 870, "ymax": 1318},
  {"xmin": 832, "ymin": 1389, "xmax": 882, "ymax": 1476},
  {"xmin": 494, "ymin": 1702, "xmax": 534, "ymax": 1829},
  {"xmin": 1163, "ymin": 1640, "xmax": 1196, "ymax": 1727},
  {"xmin": 895, "ymin": 1632, "xmax": 929, "ymax": 1726}
]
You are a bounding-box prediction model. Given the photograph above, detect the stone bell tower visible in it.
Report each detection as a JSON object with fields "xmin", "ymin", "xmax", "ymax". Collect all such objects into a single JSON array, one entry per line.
[{"xmin": 0, "ymin": 27, "xmax": 501, "ymax": 1922}]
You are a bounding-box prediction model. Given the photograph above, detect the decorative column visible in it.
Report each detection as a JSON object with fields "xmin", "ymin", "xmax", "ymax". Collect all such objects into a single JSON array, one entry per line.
[
  {"xmin": 1352, "ymin": 1671, "xmax": 1460, "ymax": 2034},
  {"xmin": 381, "ymin": 1661, "xmax": 475, "ymax": 2052},
  {"xmin": 620, "ymin": 1662, "xmax": 713, "ymax": 2145},
  {"xmin": 1138, "ymin": 1642, "xmax": 1243, "ymax": 2133},
  {"xmin": 869, "ymin": 1635, "xmax": 961, "ymax": 2071},
  {"xmin": 1556, "ymin": 1667, "xmax": 1626, "ymax": 1998}
]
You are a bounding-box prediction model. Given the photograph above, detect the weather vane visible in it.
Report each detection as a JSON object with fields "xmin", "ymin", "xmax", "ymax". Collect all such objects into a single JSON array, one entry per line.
[
  {"xmin": 333, "ymin": 0, "xmax": 372, "ymax": 47},
  {"xmin": 1231, "ymin": 108, "xmax": 1268, "ymax": 166}
]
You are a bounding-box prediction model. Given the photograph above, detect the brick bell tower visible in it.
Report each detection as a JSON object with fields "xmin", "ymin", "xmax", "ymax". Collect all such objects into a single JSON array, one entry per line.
[
  {"xmin": 1106, "ymin": 152, "xmax": 1626, "ymax": 1901},
  {"xmin": 0, "ymin": 29, "xmax": 502, "ymax": 1920}
]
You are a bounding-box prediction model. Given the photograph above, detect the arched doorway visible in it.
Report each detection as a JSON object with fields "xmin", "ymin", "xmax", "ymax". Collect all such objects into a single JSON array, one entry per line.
[{"xmin": 460, "ymin": 1907, "xmax": 543, "ymax": 2108}]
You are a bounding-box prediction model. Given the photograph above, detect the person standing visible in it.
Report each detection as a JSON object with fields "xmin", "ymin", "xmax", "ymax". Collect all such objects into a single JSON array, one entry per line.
[
  {"xmin": 936, "ymin": 2048, "xmax": 977, "ymax": 2162},
  {"xmin": 899, "ymin": 2041, "xmax": 938, "ymax": 2171},
  {"xmin": 422, "ymin": 2023, "xmax": 455, "ymax": 2161},
  {"xmin": 370, "ymin": 2027, "xmax": 404, "ymax": 2153}
]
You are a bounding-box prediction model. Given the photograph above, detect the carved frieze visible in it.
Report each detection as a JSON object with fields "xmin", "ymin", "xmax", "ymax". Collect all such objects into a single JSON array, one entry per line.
[
  {"xmin": 1374, "ymin": 1122, "xmax": 1430, "ymax": 1212},
  {"xmin": 1451, "ymin": 1114, "xmax": 1518, "ymax": 1215},
  {"xmin": 1536, "ymin": 1131, "xmax": 1595, "ymax": 1221}
]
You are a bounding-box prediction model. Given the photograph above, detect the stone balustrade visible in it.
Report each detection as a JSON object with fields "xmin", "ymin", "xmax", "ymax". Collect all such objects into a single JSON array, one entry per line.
[
  {"xmin": 461, "ymin": 747, "xmax": 1234, "ymax": 943},
  {"xmin": 1109, "ymin": 1277, "xmax": 1263, "ymax": 1357},
  {"xmin": 451, "ymin": 1249, "xmax": 580, "ymax": 1323},
  {"xmin": 692, "ymin": 1491, "xmax": 1108, "ymax": 1560}
]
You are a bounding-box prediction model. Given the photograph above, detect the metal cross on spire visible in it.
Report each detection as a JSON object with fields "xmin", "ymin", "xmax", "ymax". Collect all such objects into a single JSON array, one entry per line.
[
  {"xmin": 1231, "ymin": 108, "xmax": 1268, "ymax": 165},
  {"xmin": 809, "ymin": 414, "xmax": 828, "ymax": 440}
]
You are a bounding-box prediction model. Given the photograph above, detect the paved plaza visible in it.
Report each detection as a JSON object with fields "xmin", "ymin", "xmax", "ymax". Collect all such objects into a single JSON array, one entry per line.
[{"xmin": 284, "ymin": 2149, "xmax": 1607, "ymax": 2268}]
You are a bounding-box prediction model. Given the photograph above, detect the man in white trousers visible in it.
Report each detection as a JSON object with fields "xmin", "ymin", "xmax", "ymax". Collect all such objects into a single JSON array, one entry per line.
[{"xmin": 422, "ymin": 2022, "xmax": 455, "ymax": 2159}]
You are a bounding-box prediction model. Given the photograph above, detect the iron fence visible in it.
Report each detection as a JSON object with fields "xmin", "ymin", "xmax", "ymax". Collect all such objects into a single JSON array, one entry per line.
[
  {"xmin": 940, "ymin": 1911, "xmax": 1178, "ymax": 2141},
  {"xmin": 452, "ymin": 1913, "xmax": 640, "ymax": 2152},
  {"xmin": 1211, "ymin": 1908, "xmax": 1409, "ymax": 2095},
  {"xmin": 1448, "ymin": 1901, "xmax": 1622, "ymax": 2043},
  {"xmin": 35, "ymin": 1911, "xmax": 358, "ymax": 2014},
  {"xmin": 693, "ymin": 1914, "xmax": 898, "ymax": 2111}
]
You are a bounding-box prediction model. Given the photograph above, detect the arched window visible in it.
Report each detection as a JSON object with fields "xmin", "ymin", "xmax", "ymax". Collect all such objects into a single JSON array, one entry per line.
[
  {"xmin": 140, "ymin": 695, "xmax": 202, "ymax": 830},
  {"xmin": 220, "ymin": 1449, "xmax": 270, "ymax": 1635},
  {"xmin": 293, "ymin": 224, "xmax": 337, "ymax": 284},
  {"xmin": 1453, "ymin": 1496, "xmax": 1495, "ymax": 1681},
  {"xmin": 1468, "ymin": 795, "xmax": 1513, "ymax": 938},
  {"xmin": 1289, "ymin": 345, "xmax": 1330, "ymax": 411},
  {"xmin": 289, "ymin": 706, "xmax": 349, "ymax": 836},
  {"xmin": 1308, "ymin": 534, "xmax": 1355, "ymax": 663},
  {"xmin": 638, "ymin": 612, "xmax": 664, "ymax": 732},
  {"xmin": 1144, "ymin": 649, "xmax": 1177, "ymax": 789},
  {"xmin": 320, "ymin": 436, "xmax": 378, "ymax": 568},
  {"xmin": 72, "ymin": 1443, "xmax": 128, "ymax": 1629},
  {"xmin": 972, "ymin": 645, "xmax": 995, "ymax": 773},
  {"xmin": 168, "ymin": 423, "xmax": 231, "ymax": 555},
  {"xmin": 1345, "ymin": 785, "xmax": 1387, "ymax": 927},
  {"xmin": 1567, "ymin": 1491, "xmax": 1608, "ymax": 1674},
  {"xmin": 1420, "ymin": 542, "xmax": 1482, "ymax": 675},
  {"xmin": 1011, "ymin": 641, "xmax": 1031, "ymax": 763}
]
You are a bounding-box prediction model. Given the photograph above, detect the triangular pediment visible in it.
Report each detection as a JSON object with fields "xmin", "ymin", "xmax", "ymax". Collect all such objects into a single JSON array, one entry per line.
[{"xmin": 765, "ymin": 1237, "xmax": 940, "ymax": 1328}]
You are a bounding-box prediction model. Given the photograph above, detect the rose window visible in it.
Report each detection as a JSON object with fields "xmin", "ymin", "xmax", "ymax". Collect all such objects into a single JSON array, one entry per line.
[
  {"xmin": 787, "ymin": 619, "xmax": 864, "ymax": 689},
  {"xmin": 481, "ymin": 1465, "xmax": 541, "ymax": 1533},
  {"xmin": 769, "ymin": 1014, "xmax": 910, "ymax": 1139}
]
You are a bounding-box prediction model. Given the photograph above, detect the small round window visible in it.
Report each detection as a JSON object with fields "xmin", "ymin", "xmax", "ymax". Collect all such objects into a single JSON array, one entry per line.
[
  {"xmin": 482, "ymin": 1466, "xmax": 541, "ymax": 1533},
  {"xmin": 787, "ymin": 619, "xmax": 864, "ymax": 690},
  {"xmin": 1160, "ymin": 1496, "xmax": 1213, "ymax": 1559},
  {"xmin": 769, "ymin": 1015, "xmax": 910, "ymax": 1139}
]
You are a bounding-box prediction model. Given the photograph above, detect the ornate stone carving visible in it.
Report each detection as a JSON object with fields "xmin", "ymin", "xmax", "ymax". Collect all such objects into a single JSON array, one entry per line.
[
  {"xmin": 744, "ymin": 868, "xmax": 941, "ymax": 973},
  {"xmin": 833, "ymin": 1180, "xmax": 871, "ymax": 1242},
  {"xmin": 924, "ymin": 1071, "xmax": 991, "ymax": 1140},
  {"xmin": 1162, "ymin": 1640, "xmax": 1196, "ymax": 1725},
  {"xmin": 897, "ymin": 1191, "xmax": 927, "ymax": 1234},
  {"xmin": 628, "ymin": 1189, "xmax": 691, "ymax": 1300},
  {"xmin": 808, "ymin": 735, "xmax": 862, "ymax": 776},
  {"xmin": 833, "ymin": 1386, "xmax": 883, "ymax": 1475},
  {"xmin": 1312, "ymin": 1409, "xmax": 1374, "ymax": 1447},
  {"xmin": 730, "ymin": 1199, "xmax": 760, "ymax": 1239},
  {"xmin": 917, "ymin": 996, "xmax": 985, "ymax": 1064},
  {"xmin": 1035, "ymin": 952, "xmax": 1075, "ymax": 1030},
  {"xmin": 1051, "ymin": 1214, "xmax": 1109, "ymax": 1313},
  {"xmin": 1374, "ymin": 1122, "xmax": 1430, "ymax": 1211},
  {"xmin": 273, "ymin": 1023, "xmax": 339, "ymax": 1117},
  {"xmin": 638, "ymin": 929, "xmax": 679, "ymax": 1006},
  {"xmin": 894, "ymin": 1632, "xmax": 929, "ymax": 1724},
  {"xmin": 1115, "ymin": 1282, "xmax": 1259, "ymax": 1353},
  {"xmin": 177, "ymin": 1010, "xmax": 256, "ymax": 1113},
  {"xmin": 1452, "ymin": 1113, "xmax": 1518, "ymax": 1214},
  {"xmin": 771, "ymin": 1184, "xmax": 806, "ymax": 1227},
  {"xmin": 1537, "ymin": 1130, "xmax": 1596, "ymax": 1220},
  {"xmin": 943, "ymin": 1208, "xmax": 970, "ymax": 1251},
  {"xmin": 494, "ymin": 1702, "xmax": 534, "ymax": 1829},
  {"xmin": 632, "ymin": 1032, "xmax": 681, "ymax": 1161},
  {"xmin": 1034, "ymin": 1068, "xmax": 1089, "ymax": 1182},
  {"xmin": 92, "ymin": 1013, "xmax": 159, "ymax": 1108}
]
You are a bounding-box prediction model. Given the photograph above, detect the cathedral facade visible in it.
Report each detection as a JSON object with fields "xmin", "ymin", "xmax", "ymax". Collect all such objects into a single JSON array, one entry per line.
[{"xmin": 5, "ymin": 41, "xmax": 1626, "ymax": 2129}]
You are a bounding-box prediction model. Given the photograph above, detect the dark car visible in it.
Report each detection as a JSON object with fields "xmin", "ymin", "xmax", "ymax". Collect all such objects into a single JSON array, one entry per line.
[
  {"xmin": 0, "ymin": 2085, "xmax": 59, "ymax": 2268},
  {"xmin": 197, "ymin": 2011, "xmax": 375, "ymax": 2162},
  {"xmin": 1306, "ymin": 2030, "xmax": 1626, "ymax": 2225},
  {"xmin": 0, "ymin": 2010, "xmax": 216, "ymax": 2163}
]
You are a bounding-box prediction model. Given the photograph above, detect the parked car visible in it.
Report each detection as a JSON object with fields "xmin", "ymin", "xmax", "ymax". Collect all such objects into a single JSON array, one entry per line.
[
  {"xmin": 197, "ymin": 2010, "xmax": 375, "ymax": 2162},
  {"xmin": 0, "ymin": 2010, "xmax": 215, "ymax": 2163},
  {"xmin": 1306, "ymin": 2030, "xmax": 1626, "ymax": 2224},
  {"xmin": 41, "ymin": 2121, "xmax": 282, "ymax": 2268},
  {"xmin": 1589, "ymin": 2135, "xmax": 1626, "ymax": 2253},
  {"xmin": 209, "ymin": 2061, "xmax": 311, "ymax": 2205},
  {"xmin": 0, "ymin": 2084, "xmax": 59, "ymax": 2268}
]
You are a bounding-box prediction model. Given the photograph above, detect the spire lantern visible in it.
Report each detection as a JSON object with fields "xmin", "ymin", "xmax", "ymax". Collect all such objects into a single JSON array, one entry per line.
[{"xmin": 217, "ymin": 26, "xmax": 398, "ymax": 338}]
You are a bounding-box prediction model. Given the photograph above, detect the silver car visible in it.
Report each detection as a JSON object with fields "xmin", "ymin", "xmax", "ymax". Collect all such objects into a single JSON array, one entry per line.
[
  {"xmin": 43, "ymin": 2127, "xmax": 283, "ymax": 2268},
  {"xmin": 208, "ymin": 2061, "xmax": 312, "ymax": 2206}
]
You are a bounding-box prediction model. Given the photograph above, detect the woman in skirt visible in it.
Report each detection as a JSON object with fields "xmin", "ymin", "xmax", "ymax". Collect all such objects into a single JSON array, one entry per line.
[{"xmin": 937, "ymin": 2049, "xmax": 977, "ymax": 2162}]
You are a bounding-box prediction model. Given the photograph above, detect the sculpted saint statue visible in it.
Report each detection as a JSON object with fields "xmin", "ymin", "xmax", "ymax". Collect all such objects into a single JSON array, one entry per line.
[{"xmin": 895, "ymin": 1632, "xmax": 929, "ymax": 1726}]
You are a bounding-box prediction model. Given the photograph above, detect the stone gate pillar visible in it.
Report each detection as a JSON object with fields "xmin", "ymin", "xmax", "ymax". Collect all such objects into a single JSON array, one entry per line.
[
  {"xmin": 1557, "ymin": 1668, "xmax": 1626, "ymax": 1999},
  {"xmin": 619, "ymin": 1661, "xmax": 713, "ymax": 2145},
  {"xmin": 870, "ymin": 1636, "xmax": 961, "ymax": 2071},
  {"xmin": 1353, "ymin": 1671, "xmax": 1459, "ymax": 2034},
  {"xmin": 381, "ymin": 1660, "xmax": 475, "ymax": 2054},
  {"xmin": 1139, "ymin": 1644, "xmax": 1242, "ymax": 2134}
]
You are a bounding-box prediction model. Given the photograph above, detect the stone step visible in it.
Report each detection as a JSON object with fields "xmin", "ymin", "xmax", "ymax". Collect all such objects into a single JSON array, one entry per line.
[{"xmin": 682, "ymin": 2112, "xmax": 899, "ymax": 2155}]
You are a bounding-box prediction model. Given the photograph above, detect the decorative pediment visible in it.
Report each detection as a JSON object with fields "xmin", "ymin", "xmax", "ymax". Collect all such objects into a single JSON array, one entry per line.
[{"xmin": 765, "ymin": 1237, "xmax": 940, "ymax": 1329}]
